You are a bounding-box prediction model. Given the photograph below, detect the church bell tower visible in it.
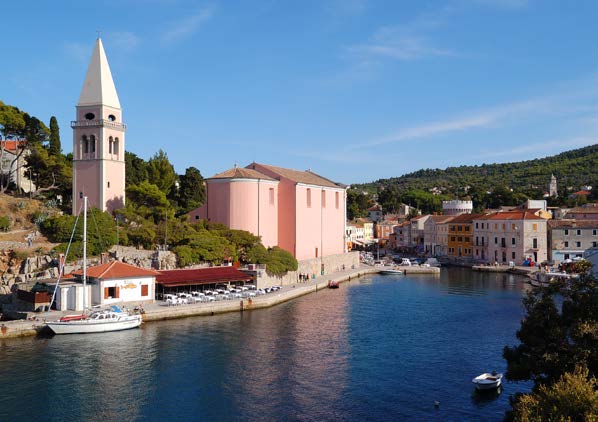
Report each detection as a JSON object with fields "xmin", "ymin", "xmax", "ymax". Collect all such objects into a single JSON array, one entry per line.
[{"xmin": 72, "ymin": 38, "xmax": 126, "ymax": 214}]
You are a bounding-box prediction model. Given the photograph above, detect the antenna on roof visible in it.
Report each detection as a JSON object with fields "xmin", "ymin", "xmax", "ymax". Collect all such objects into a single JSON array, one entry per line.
[{"xmin": 234, "ymin": 161, "xmax": 238, "ymax": 168}]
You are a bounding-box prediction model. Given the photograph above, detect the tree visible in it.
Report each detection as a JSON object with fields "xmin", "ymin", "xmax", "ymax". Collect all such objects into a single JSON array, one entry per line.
[
  {"xmin": 125, "ymin": 181, "xmax": 174, "ymax": 224},
  {"xmin": 125, "ymin": 151, "xmax": 148, "ymax": 187},
  {"xmin": 177, "ymin": 166, "xmax": 205, "ymax": 213},
  {"xmin": 147, "ymin": 149, "xmax": 176, "ymax": 196},
  {"xmin": 48, "ymin": 116, "xmax": 61, "ymax": 156},
  {"xmin": 511, "ymin": 366, "xmax": 598, "ymax": 421},
  {"xmin": 504, "ymin": 274, "xmax": 598, "ymax": 416}
]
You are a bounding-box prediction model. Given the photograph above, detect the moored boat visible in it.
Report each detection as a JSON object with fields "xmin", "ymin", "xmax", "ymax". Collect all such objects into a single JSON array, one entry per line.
[
  {"xmin": 47, "ymin": 306, "xmax": 142, "ymax": 335},
  {"xmin": 328, "ymin": 280, "xmax": 339, "ymax": 289},
  {"xmin": 472, "ymin": 372, "xmax": 503, "ymax": 390}
]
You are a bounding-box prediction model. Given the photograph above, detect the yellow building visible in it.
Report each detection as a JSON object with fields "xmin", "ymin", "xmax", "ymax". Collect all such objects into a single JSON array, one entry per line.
[{"xmin": 448, "ymin": 214, "xmax": 483, "ymax": 258}]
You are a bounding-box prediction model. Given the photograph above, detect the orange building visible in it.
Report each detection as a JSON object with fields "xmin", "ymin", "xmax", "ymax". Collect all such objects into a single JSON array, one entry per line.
[{"xmin": 447, "ymin": 214, "xmax": 483, "ymax": 258}]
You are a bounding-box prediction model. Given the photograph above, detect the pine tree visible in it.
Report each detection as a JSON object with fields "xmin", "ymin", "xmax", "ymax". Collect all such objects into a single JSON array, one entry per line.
[{"xmin": 49, "ymin": 116, "xmax": 61, "ymax": 156}]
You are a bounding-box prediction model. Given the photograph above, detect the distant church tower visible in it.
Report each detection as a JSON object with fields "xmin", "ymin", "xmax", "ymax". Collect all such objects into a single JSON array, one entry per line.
[
  {"xmin": 549, "ymin": 174, "xmax": 558, "ymax": 197},
  {"xmin": 72, "ymin": 38, "xmax": 126, "ymax": 214}
]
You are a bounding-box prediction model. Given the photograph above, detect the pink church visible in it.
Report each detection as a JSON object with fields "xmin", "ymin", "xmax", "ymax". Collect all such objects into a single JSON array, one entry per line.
[{"xmin": 190, "ymin": 163, "xmax": 347, "ymax": 261}]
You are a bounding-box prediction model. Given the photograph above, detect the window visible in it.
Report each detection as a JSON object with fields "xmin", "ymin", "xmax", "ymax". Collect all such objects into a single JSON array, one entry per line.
[
  {"xmin": 307, "ymin": 188, "xmax": 311, "ymax": 207},
  {"xmin": 141, "ymin": 285, "xmax": 149, "ymax": 297},
  {"xmin": 512, "ymin": 224, "xmax": 516, "ymax": 230},
  {"xmin": 458, "ymin": 226, "xmax": 462, "ymax": 231},
  {"xmin": 533, "ymin": 223, "xmax": 537, "ymax": 231},
  {"xmin": 576, "ymin": 242, "xmax": 581, "ymax": 248},
  {"xmin": 494, "ymin": 237, "xmax": 498, "ymax": 244},
  {"xmin": 576, "ymin": 229, "xmax": 582, "ymax": 236},
  {"xmin": 108, "ymin": 114, "xmax": 116, "ymax": 121},
  {"xmin": 501, "ymin": 238, "xmax": 506, "ymax": 248},
  {"xmin": 85, "ymin": 112, "xmax": 95, "ymax": 120},
  {"xmin": 458, "ymin": 237, "xmax": 462, "ymax": 242},
  {"xmin": 90, "ymin": 135, "xmax": 96, "ymax": 153},
  {"xmin": 533, "ymin": 238, "xmax": 538, "ymax": 249},
  {"xmin": 593, "ymin": 229, "xmax": 597, "ymax": 236},
  {"xmin": 195, "ymin": 215, "xmax": 199, "ymax": 220},
  {"xmin": 107, "ymin": 181, "xmax": 110, "ymax": 188},
  {"xmin": 450, "ymin": 236, "xmax": 456, "ymax": 242},
  {"xmin": 335, "ymin": 192, "xmax": 339, "ymax": 209},
  {"xmin": 109, "ymin": 136, "xmax": 113, "ymax": 154},
  {"xmin": 564, "ymin": 241, "xmax": 569, "ymax": 247},
  {"xmin": 511, "ymin": 237, "xmax": 515, "ymax": 245},
  {"xmin": 564, "ymin": 253, "xmax": 570, "ymax": 259},
  {"xmin": 564, "ymin": 229, "xmax": 569, "ymax": 236},
  {"xmin": 104, "ymin": 286, "xmax": 119, "ymax": 299},
  {"xmin": 593, "ymin": 241, "xmax": 597, "ymax": 247},
  {"xmin": 475, "ymin": 236, "xmax": 479, "ymax": 246},
  {"xmin": 502, "ymin": 223, "xmax": 505, "ymax": 230},
  {"xmin": 475, "ymin": 223, "xmax": 479, "ymax": 229},
  {"xmin": 464, "ymin": 237, "xmax": 469, "ymax": 242},
  {"xmin": 82, "ymin": 135, "xmax": 89, "ymax": 153},
  {"xmin": 512, "ymin": 252, "xmax": 516, "ymax": 259},
  {"xmin": 269, "ymin": 188, "xmax": 275, "ymax": 205},
  {"xmin": 465, "ymin": 226, "xmax": 470, "ymax": 232},
  {"xmin": 321, "ymin": 190, "xmax": 326, "ymax": 208}
]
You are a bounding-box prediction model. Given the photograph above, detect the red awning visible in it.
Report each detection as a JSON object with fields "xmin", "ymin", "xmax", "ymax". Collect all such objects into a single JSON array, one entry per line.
[{"xmin": 156, "ymin": 266, "xmax": 253, "ymax": 287}]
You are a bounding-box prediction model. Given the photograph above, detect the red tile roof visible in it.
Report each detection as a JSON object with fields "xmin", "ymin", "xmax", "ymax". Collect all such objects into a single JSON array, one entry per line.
[
  {"xmin": 473, "ymin": 211, "xmax": 545, "ymax": 221},
  {"xmin": 73, "ymin": 261, "xmax": 160, "ymax": 279},
  {"xmin": 447, "ymin": 213, "xmax": 484, "ymax": 224},
  {"xmin": 1, "ymin": 139, "xmax": 27, "ymax": 153},
  {"xmin": 247, "ymin": 162, "xmax": 341, "ymax": 189},
  {"xmin": 209, "ymin": 167, "xmax": 276, "ymax": 181},
  {"xmin": 156, "ymin": 266, "xmax": 253, "ymax": 287}
]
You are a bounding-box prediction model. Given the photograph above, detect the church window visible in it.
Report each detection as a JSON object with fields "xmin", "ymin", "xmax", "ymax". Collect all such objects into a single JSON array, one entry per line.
[
  {"xmin": 108, "ymin": 114, "xmax": 116, "ymax": 121},
  {"xmin": 114, "ymin": 138, "xmax": 119, "ymax": 157},
  {"xmin": 109, "ymin": 136, "xmax": 113, "ymax": 154},
  {"xmin": 82, "ymin": 135, "xmax": 89, "ymax": 154},
  {"xmin": 107, "ymin": 181, "xmax": 110, "ymax": 188},
  {"xmin": 85, "ymin": 112, "xmax": 95, "ymax": 120},
  {"xmin": 90, "ymin": 135, "xmax": 96, "ymax": 153}
]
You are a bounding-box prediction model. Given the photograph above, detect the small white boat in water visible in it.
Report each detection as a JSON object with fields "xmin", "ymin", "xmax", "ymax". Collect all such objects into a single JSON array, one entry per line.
[
  {"xmin": 379, "ymin": 267, "xmax": 403, "ymax": 275},
  {"xmin": 46, "ymin": 306, "xmax": 142, "ymax": 335},
  {"xmin": 472, "ymin": 372, "xmax": 503, "ymax": 390}
]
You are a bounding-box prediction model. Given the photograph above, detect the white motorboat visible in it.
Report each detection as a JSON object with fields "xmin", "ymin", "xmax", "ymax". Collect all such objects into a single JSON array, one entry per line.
[
  {"xmin": 46, "ymin": 306, "xmax": 142, "ymax": 335},
  {"xmin": 379, "ymin": 267, "xmax": 403, "ymax": 275},
  {"xmin": 472, "ymin": 372, "xmax": 503, "ymax": 390},
  {"xmin": 46, "ymin": 197, "xmax": 143, "ymax": 335}
]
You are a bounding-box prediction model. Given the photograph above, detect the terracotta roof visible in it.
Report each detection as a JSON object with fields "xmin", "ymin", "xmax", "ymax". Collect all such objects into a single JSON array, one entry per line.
[
  {"xmin": 428, "ymin": 215, "xmax": 455, "ymax": 224},
  {"xmin": 156, "ymin": 267, "xmax": 253, "ymax": 287},
  {"xmin": 368, "ymin": 205, "xmax": 382, "ymax": 211},
  {"xmin": 247, "ymin": 162, "xmax": 341, "ymax": 189},
  {"xmin": 571, "ymin": 190, "xmax": 591, "ymax": 196},
  {"xmin": 209, "ymin": 167, "xmax": 276, "ymax": 181},
  {"xmin": 566, "ymin": 204, "xmax": 598, "ymax": 214},
  {"xmin": 447, "ymin": 213, "xmax": 484, "ymax": 224},
  {"xmin": 74, "ymin": 261, "xmax": 160, "ymax": 279},
  {"xmin": 548, "ymin": 219, "xmax": 598, "ymax": 229},
  {"xmin": 474, "ymin": 211, "xmax": 545, "ymax": 221},
  {"xmin": 1, "ymin": 139, "xmax": 27, "ymax": 153}
]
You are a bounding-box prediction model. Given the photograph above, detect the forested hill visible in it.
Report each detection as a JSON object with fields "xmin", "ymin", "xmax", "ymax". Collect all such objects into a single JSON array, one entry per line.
[
  {"xmin": 346, "ymin": 144, "xmax": 598, "ymax": 217},
  {"xmin": 362, "ymin": 144, "xmax": 598, "ymax": 197}
]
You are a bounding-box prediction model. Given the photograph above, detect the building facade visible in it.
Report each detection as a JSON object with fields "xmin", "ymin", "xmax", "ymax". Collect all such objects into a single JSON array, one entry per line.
[
  {"xmin": 473, "ymin": 211, "xmax": 548, "ymax": 264},
  {"xmin": 442, "ymin": 200, "xmax": 473, "ymax": 215},
  {"xmin": 447, "ymin": 214, "xmax": 482, "ymax": 259},
  {"xmin": 72, "ymin": 38, "xmax": 126, "ymax": 214},
  {"xmin": 424, "ymin": 215, "xmax": 453, "ymax": 256},
  {"xmin": 548, "ymin": 220, "xmax": 598, "ymax": 263}
]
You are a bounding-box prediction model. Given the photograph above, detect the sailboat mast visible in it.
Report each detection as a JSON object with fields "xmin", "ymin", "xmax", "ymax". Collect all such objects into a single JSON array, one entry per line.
[{"xmin": 83, "ymin": 196, "xmax": 87, "ymax": 310}]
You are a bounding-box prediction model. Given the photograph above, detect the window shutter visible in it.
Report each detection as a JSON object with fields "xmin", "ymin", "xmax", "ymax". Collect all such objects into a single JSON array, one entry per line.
[
  {"xmin": 141, "ymin": 285, "xmax": 148, "ymax": 297},
  {"xmin": 104, "ymin": 287, "xmax": 109, "ymax": 299},
  {"xmin": 115, "ymin": 286, "xmax": 120, "ymax": 299}
]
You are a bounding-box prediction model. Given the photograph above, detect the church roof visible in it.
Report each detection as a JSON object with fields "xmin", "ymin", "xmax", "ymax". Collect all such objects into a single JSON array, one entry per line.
[
  {"xmin": 78, "ymin": 38, "xmax": 121, "ymax": 109},
  {"xmin": 209, "ymin": 167, "xmax": 276, "ymax": 181},
  {"xmin": 247, "ymin": 163, "xmax": 342, "ymax": 189}
]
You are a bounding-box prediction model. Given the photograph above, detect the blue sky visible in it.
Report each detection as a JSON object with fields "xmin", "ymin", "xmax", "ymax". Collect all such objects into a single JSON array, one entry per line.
[{"xmin": 2, "ymin": 0, "xmax": 598, "ymax": 184}]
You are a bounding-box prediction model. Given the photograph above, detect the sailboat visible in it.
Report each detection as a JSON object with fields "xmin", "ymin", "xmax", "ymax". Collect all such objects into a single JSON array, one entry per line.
[{"xmin": 46, "ymin": 197, "xmax": 142, "ymax": 335}]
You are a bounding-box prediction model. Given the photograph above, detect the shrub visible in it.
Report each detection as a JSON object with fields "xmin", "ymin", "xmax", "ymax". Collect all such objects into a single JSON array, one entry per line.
[{"xmin": 0, "ymin": 216, "xmax": 10, "ymax": 231}]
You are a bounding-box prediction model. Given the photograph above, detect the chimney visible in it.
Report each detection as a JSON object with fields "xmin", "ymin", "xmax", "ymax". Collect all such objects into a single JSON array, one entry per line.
[{"xmin": 100, "ymin": 253, "xmax": 108, "ymax": 264}]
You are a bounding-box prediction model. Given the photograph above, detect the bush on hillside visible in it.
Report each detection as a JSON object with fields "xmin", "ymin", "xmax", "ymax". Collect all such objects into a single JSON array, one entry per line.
[{"xmin": 0, "ymin": 215, "xmax": 10, "ymax": 231}]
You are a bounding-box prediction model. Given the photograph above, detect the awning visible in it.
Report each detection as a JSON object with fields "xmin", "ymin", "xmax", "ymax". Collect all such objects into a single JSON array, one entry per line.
[{"xmin": 156, "ymin": 266, "xmax": 253, "ymax": 288}]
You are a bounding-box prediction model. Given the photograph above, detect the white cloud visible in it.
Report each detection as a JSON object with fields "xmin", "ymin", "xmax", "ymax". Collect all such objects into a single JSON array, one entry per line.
[
  {"xmin": 349, "ymin": 99, "xmax": 547, "ymax": 149},
  {"xmin": 161, "ymin": 7, "xmax": 214, "ymax": 45}
]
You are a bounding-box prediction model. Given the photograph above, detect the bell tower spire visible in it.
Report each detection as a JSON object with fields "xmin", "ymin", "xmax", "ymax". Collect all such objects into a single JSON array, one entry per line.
[{"xmin": 72, "ymin": 38, "xmax": 126, "ymax": 214}]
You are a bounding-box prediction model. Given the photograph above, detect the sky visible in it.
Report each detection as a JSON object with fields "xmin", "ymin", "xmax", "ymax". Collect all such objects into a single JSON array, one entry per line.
[{"xmin": 2, "ymin": 0, "xmax": 598, "ymax": 184}]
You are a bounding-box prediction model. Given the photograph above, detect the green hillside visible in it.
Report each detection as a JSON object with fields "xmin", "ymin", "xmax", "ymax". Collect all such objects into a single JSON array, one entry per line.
[{"xmin": 349, "ymin": 144, "xmax": 598, "ymax": 216}]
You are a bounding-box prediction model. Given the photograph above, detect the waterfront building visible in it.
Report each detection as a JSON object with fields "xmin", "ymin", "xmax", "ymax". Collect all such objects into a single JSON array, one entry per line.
[
  {"xmin": 410, "ymin": 215, "xmax": 430, "ymax": 253},
  {"xmin": 72, "ymin": 38, "xmax": 126, "ymax": 214},
  {"xmin": 564, "ymin": 203, "xmax": 598, "ymax": 220},
  {"xmin": 0, "ymin": 138, "xmax": 35, "ymax": 192},
  {"xmin": 423, "ymin": 215, "xmax": 454, "ymax": 256},
  {"xmin": 375, "ymin": 219, "xmax": 399, "ymax": 243},
  {"xmin": 191, "ymin": 163, "xmax": 347, "ymax": 260},
  {"xmin": 347, "ymin": 217, "xmax": 375, "ymax": 248},
  {"xmin": 189, "ymin": 166, "xmax": 279, "ymax": 248},
  {"xmin": 388, "ymin": 221, "xmax": 411, "ymax": 250},
  {"xmin": 472, "ymin": 210, "xmax": 548, "ymax": 264},
  {"xmin": 548, "ymin": 219, "xmax": 598, "ymax": 263},
  {"xmin": 447, "ymin": 213, "xmax": 483, "ymax": 259},
  {"xmin": 55, "ymin": 261, "xmax": 158, "ymax": 311},
  {"xmin": 442, "ymin": 200, "xmax": 473, "ymax": 216}
]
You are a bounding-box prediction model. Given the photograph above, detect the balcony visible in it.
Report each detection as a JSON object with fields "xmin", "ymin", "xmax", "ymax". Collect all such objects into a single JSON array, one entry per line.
[{"xmin": 71, "ymin": 119, "xmax": 127, "ymax": 131}]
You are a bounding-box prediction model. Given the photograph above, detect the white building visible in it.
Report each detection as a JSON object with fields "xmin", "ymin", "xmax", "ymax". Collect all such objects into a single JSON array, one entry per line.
[{"xmin": 442, "ymin": 200, "xmax": 473, "ymax": 216}]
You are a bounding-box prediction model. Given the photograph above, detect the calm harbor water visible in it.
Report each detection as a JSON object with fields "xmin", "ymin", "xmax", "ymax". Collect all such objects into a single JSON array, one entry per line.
[{"xmin": 0, "ymin": 268, "xmax": 531, "ymax": 421}]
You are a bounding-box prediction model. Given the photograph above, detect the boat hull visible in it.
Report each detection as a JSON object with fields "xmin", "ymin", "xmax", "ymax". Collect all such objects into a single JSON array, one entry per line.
[
  {"xmin": 46, "ymin": 316, "xmax": 142, "ymax": 335},
  {"xmin": 379, "ymin": 270, "xmax": 403, "ymax": 275},
  {"xmin": 472, "ymin": 373, "xmax": 503, "ymax": 390}
]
